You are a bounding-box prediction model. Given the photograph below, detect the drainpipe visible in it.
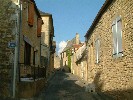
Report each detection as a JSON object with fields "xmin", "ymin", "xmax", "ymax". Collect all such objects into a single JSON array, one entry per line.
[{"xmin": 13, "ymin": 0, "xmax": 21, "ymax": 98}]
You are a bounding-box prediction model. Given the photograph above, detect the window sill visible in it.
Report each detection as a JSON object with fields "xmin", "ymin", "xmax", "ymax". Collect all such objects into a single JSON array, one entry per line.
[{"xmin": 113, "ymin": 52, "xmax": 124, "ymax": 59}]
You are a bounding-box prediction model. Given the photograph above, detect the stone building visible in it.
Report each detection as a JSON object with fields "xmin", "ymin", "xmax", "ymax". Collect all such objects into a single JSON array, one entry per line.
[
  {"xmin": 19, "ymin": 0, "xmax": 43, "ymax": 79},
  {"xmin": 0, "ymin": 0, "xmax": 20, "ymax": 98},
  {"xmin": 49, "ymin": 41, "xmax": 56, "ymax": 74},
  {"xmin": 39, "ymin": 11, "xmax": 55, "ymax": 78},
  {"xmin": 60, "ymin": 33, "xmax": 81, "ymax": 72},
  {"xmin": 0, "ymin": 0, "xmax": 45, "ymax": 98},
  {"xmin": 18, "ymin": 0, "xmax": 44, "ymax": 98},
  {"xmin": 54, "ymin": 53, "xmax": 60, "ymax": 69},
  {"xmin": 85, "ymin": 0, "xmax": 133, "ymax": 99},
  {"xmin": 71, "ymin": 43, "xmax": 84, "ymax": 74},
  {"xmin": 71, "ymin": 43, "xmax": 87, "ymax": 81}
]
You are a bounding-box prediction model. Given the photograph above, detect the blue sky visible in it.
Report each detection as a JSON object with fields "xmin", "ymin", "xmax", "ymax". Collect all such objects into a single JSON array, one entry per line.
[{"xmin": 35, "ymin": 0, "xmax": 105, "ymax": 54}]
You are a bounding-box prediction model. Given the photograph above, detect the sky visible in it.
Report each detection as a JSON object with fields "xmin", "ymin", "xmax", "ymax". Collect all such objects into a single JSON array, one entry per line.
[{"xmin": 35, "ymin": 0, "xmax": 105, "ymax": 55}]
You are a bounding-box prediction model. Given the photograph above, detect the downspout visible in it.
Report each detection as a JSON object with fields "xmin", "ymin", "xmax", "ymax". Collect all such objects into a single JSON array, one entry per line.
[{"xmin": 13, "ymin": 0, "xmax": 21, "ymax": 98}]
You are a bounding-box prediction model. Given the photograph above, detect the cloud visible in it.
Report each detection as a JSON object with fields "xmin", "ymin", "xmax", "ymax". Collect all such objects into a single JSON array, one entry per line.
[{"xmin": 58, "ymin": 41, "xmax": 67, "ymax": 55}]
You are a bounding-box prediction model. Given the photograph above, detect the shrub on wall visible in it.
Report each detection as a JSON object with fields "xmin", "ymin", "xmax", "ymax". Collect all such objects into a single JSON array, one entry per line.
[{"xmin": 67, "ymin": 49, "xmax": 71, "ymax": 70}]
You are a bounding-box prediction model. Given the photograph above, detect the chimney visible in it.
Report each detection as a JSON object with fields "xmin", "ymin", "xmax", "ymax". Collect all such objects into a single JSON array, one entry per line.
[{"xmin": 76, "ymin": 33, "xmax": 79, "ymax": 44}]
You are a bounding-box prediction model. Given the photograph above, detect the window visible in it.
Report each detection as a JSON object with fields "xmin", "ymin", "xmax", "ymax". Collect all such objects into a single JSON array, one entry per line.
[
  {"xmin": 112, "ymin": 16, "xmax": 123, "ymax": 58},
  {"xmin": 95, "ymin": 39, "xmax": 100, "ymax": 63},
  {"xmin": 24, "ymin": 42, "xmax": 31, "ymax": 65}
]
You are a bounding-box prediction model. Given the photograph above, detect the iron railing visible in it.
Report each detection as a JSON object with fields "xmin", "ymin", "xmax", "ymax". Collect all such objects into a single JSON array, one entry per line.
[{"xmin": 19, "ymin": 63, "xmax": 46, "ymax": 81}]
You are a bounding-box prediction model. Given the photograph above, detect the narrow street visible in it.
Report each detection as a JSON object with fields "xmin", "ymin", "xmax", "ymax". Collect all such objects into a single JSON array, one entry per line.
[
  {"xmin": 34, "ymin": 71, "xmax": 113, "ymax": 100},
  {"xmin": 35, "ymin": 71, "xmax": 92, "ymax": 100}
]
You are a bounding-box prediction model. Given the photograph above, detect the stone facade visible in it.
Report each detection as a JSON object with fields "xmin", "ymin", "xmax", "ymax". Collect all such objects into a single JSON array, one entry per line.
[
  {"xmin": 60, "ymin": 33, "xmax": 80, "ymax": 69},
  {"xmin": 71, "ymin": 43, "xmax": 88, "ymax": 81},
  {"xmin": 40, "ymin": 11, "xmax": 55, "ymax": 78},
  {"xmin": 85, "ymin": 0, "xmax": 133, "ymax": 99},
  {"xmin": 0, "ymin": 0, "xmax": 19, "ymax": 97},
  {"xmin": 19, "ymin": 0, "xmax": 42, "ymax": 77},
  {"xmin": 54, "ymin": 53, "xmax": 60, "ymax": 69},
  {"xmin": 60, "ymin": 52, "xmax": 68, "ymax": 67},
  {"xmin": 49, "ymin": 41, "xmax": 56, "ymax": 73},
  {"xmin": 0, "ymin": 0, "xmax": 45, "ymax": 98},
  {"xmin": 17, "ymin": 0, "xmax": 45, "ymax": 98}
]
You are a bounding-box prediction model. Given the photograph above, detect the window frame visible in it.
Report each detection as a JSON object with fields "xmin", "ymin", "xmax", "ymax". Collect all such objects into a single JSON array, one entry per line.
[
  {"xmin": 112, "ymin": 16, "xmax": 123, "ymax": 58},
  {"xmin": 95, "ymin": 39, "xmax": 100, "ymax": 63}
]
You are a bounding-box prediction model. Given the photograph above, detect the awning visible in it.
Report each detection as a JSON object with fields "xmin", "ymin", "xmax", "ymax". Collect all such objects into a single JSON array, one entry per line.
[{"xmin": 23, "ymin": 35, "xmax": 33, "ymax": 46}]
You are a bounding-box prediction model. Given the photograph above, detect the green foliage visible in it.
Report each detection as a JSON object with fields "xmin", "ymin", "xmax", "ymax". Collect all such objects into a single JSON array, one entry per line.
[{"xmin": 67, "ymin": 49, "xmax": 71, "ymax": 69}]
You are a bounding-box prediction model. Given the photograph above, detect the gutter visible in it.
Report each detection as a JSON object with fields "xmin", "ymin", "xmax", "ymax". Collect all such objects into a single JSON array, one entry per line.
[{"xmin": 84, "ymin": 0, "xmax": 114, "ymax": 38}]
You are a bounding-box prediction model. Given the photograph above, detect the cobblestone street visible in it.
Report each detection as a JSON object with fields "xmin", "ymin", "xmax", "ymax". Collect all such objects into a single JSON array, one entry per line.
[
  {"xmin": 34, "ymin": 71, "xmax": 113, "ymax": 100},
  {"xmin": 35, "ymin": 71, "xmax": 91, "ymax": 100}
]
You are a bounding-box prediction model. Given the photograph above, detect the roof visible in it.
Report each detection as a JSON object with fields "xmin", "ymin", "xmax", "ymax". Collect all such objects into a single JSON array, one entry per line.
[
  {"xmin": 62, "ymin": 41, "xmax": 82, "ymax": 53},
  {"xmin": 39, "ymin": 10, "xmax": 52, "ymax": 16},
  {"xmin": 85, "ymin": 0, "xmax": 114, "ymax": 38},
  {"xmin": 73, "ymin": 43, "xmax": 84, "ymax": 49},
  {"xmin": 62, "ymin": 38, "xmax": 75, "ymax": 52},
  {"xmin": 75, "ymin": 43, "xmax": 86, "ymax": 61},
  {"xmin": 31, "ymin": 0, "xmax": 42, "ymax": 18},
  {"xmin": 62, "ymin": 37, "xmax": 80, "ymax": 52}
]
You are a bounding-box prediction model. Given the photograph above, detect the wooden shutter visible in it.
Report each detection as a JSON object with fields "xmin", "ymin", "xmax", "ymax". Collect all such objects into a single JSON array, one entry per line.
[
  {"xmin": 37, "ymin": 18, "xmax": 42, "ymax": 37},
  {"xmin": 117, "ymin": 18, "xmax": 122, "ymax": 54},
  {"xmin": 95, "ymin": 39, "xmax": 100, "ymax": 63},
  {"xmin": 97, "ymin": 39, "xmax": 100, "ymax": 62},
  {"xmin": 112, "ymin": 20, "xmax": 117, "ymax": 55},
  {"xmin": 28, "ymin": 1, "xmax": 34, "ymax": 26}
]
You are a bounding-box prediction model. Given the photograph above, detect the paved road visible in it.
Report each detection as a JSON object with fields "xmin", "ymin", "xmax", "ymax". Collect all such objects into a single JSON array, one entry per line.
[
  {"xmin": 36, "ymin": 71, "xmax": 92, "ymax": 100},
  {"xmin": 35, "ymin": 71, "xmax": 113, "ymax": 100},
  {"xmin": 1, "ymin": 71, "xmax": 114, "ymax": 100}
]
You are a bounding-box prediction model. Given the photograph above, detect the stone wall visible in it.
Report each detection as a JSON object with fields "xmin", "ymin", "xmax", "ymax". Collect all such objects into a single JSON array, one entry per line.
[
  {"xmin": 41, "ymin": 16, "xmax": 50, "ymax": 46},
  {"xmin": 17, "ymin": 79, "xmax": 45, "ymax": 98},
  {"xmin": 19, "ymin": 1, "xmax": 41, "ymax": 67},
  {"xmin": 41, "ymin": 14, "xmax": 55, "ymax": 78},
  {"xmin": 0, "ymin": 0, "xmax": 18, "ymax": 97},
  {"xmin": 54, "ymin": 53, "xmax": 60, "ymax": 69},
  {"xmin": 86, "ymin": 0, "xmax": 133, "ymax": 99}
]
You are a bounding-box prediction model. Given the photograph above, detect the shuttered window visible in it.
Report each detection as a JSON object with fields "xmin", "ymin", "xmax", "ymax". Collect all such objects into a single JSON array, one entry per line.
[
  {"xmin": 37, "ymin": 18, "xmax": 42, "ymax": 37},
  {"xmin": 95, "ymin": 39, "xmax": 100, "ymax": 63},
  {"xmin": 112, "ymin": 21, "xmax": 117, "ymax": 55},
  {"xmin": 28, "ymin": 1, "xmax": 34, "ymax": 26},
  {"xmin": 112, "ymin": 16, "xmax": 123, "ymax": 58}
]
